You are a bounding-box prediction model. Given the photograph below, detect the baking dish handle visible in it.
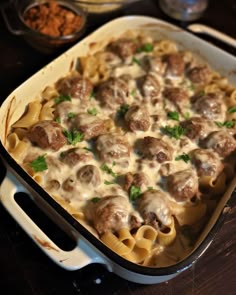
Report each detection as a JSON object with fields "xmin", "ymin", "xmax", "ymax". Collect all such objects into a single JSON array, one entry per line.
[{"xmin": 0, "ymin": 171, "xmax": 104, "ymax": 271}]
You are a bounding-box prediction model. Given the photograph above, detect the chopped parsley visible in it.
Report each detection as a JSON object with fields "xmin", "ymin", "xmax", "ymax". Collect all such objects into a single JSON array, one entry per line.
[
  {"xmin": 29, "ymin": 155, "xmax": 48, "ymax": 172},
  {"xmin": 183, "ymin": 112, "xmax": 190, "ymax": 120},
  {"xmin": 90, "ymin": 90, "xmax": 95, "ymax": 99},
  {"xmin": 117, "ymin": 104, "xmax": 130, "ymax": 118},
  {"xmin": 132, "ymin": 57, "xmax": 141, "ymax": 66},
  {"xmin": 197, "ymin": 90, "xmax": 205, "ymax": 97},
  {"xmin": 91, "ymin": 197, "xmax": 100, "ymax": 203},
  {"xmin": 129, "ymin": 185, "xmax": 142, "ymax": 202},
  {"xmin": 55, "ymin": 117, "xmax": 61, "ymax": 123},
  {"xmin": 175, "ymin": 153, "xmax": 190, "ymax": 163},
  {"xmin": 87, "ymin": 107, "xmax": 98, "ymax": 116},
  {"xmin": 161, "ymin": 125, "xmax": 186, "ymax": 139},
  {"xmin": 67, "ymin": 112, "xmax": 75, "ymax": 119},
  {"xmin": 148, "ymin": 186, "xmax": 154, "ymax": 191},
  {"xmin": 100, "ymin": 163, "xmax": 117, "ymax": 178},
  {"xmin": 64, "ymin": 129, "xmax": 84, "ymax": 145},
  {"xmin": 228, "ymin": 106, "xmax": 236, "ymax": 113},
  {"xmin": 130, "ymin": 89, "xmax": 137, "ymax": 96},
  {"xmin": 137, "ymin": 43, "xmax": 154, "ymax": 53},
  {"xmin": 83, "ymin": 147, "xmax": 93, "ymax": 152},
  {"xmin": 54, "ymin": 94, "xmax": 71, "ymax": 105},
  {"xmin": 167, "ymin": 111, "xmax": 179, "ymax": 121},
  {"xmin": 215, "ymin": 121, "xmax": 235, "ymax": 128},
  {"xmin": 104, "ymin": 180, "xmax": 116, "ymax": 185}
]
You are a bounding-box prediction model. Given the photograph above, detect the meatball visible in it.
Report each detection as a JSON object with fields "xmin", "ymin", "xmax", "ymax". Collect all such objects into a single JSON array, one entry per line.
[
  {"xmin": 62, "ymin": 175, "xmax": 77, "ymax": 192},
  {"xmin": 125, "ymin": 105, "xmax": 150, "ymax": 132},
  {"xmin": 165, "ymin": 169, "xmax": 199, "ymax": 202},
  {"xmin": 124, "ymin": 172, "xmax": 150, "ymax": 192},
  {"xmin": 85, "ymin": 195, "xmax": 132, "ymax": 235},
  {"xmin": 140, "ymin": 73, "xmax": 161, "ymax": 100},
  {"xmin": 188, "ymin": 65, "xmax": 211, "ymax": 85},
  {"xmin": 74, "ymin": 113, "xmax": 106, "ymax": 140},
  {"xmin": 56, "ymin": 75, "xmax": 93, "ymax": 101},
  {"xmin": 165, "ymin": 53, "xmax": 185, "ymax": 76},
  {"xmin": 163, "ymin": 87, "xmax": 188, "ymax": 111},
  {"xmin": 191, "ymin": 92, "xmax": 226, "ymax": 121},
  {"xmin": 202, "ymin": 130, "xmax": 236, "ymax": 157},
  {"xmin": 108, "ymin": 38, "xmax": 138, "ymax": 59},
  {"xmin": 28, "ymin": 120, "xmax": 66, "ymax": 151},
  {"xmin": 180, "ymin": 117, "xmax": 212, "ymax": 142},
  {"xmin": 77, "ymin": 165, "xmax": 101, "ymax": 187},
  {"xmin": 139, "ymin": 136, "xmax": 173, "ymax": 163},
  {"xmin": 190, "ymin": 148, "xmax": 223, "ymax": 178},
  {"xmin": 96, "ymin": 134, "xmax": 130, "ymax": 162},
  {"xmin": 96, "ymin": 77, "xmax": 129, "ymax": 109},
  {"xmin": 60, "ymin": 148, "xmax": 93, "ymax": 167},
  {"xmin": 137, "ymin": 190, "xmax": 172, "ymax": 229}
]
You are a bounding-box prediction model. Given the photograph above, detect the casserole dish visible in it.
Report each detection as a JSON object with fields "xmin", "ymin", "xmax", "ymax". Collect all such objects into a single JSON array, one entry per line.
[{"xmin": 0, "ymin": 16, "xmax": 236, "ymax": 284}]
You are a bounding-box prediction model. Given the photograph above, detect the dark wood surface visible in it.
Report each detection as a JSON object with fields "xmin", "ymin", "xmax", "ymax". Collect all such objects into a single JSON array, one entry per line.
[{"xmin": 0, "ymin": 1, "xmax": 236, "ymax": 294}]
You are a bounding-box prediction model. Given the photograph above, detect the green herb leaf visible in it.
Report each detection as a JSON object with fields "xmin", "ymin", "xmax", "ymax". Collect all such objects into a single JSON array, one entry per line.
[
  {"xmin": 137, "ymin": 43, "xmax": 154, "ymax": 53},
  {"xmin": 215, "ymin": 121, "xmax": 235, "ymax": 128},
  {"xmin": 198, "ymin": 90, "xmax": 205, "ymax": 97},
  {"xmin": 104, "ymin": 180, "xmax": 115, "ymax": 185},
  {"xmin": 130, "ymin": 89, "xmax": 137, "ymax": 96},
  {"xmin": 117, "ymin": 104, "xmax": 130, "ymax": 118},
  {"xmin": 100, "ymin": 163, "xmax": 117, "ymax": 178},
  {"xmin": 67, "ymin": 112, "xmax": 75, "ymax": 119},
  {"xmin": 55, "ymin": 117, "xmax": 61, "ymax": 123},
  {"xmin": 29, "ymin": 155, "xmax": 48, "ymax": 172},
  {"xmin": 90, "ymin": 90, "xmax": 95, "ymax": 99},
  {"xmin": 175, "ymin": 153, "xmax": 190, "ymax": 163},
  {"xmin": 91, "ymin": 197, "xmax": 100, "ymax": 203},
  {"xmin": 129, "ymin": 185, "xmax": 142, "ymax": 202},
  {"xmin": 87, "ymin": 107, "xmax": 98, "ymax": 116},
  {"xmin": 64, "ymin": 129, "xmax": 84, "ymax": 145},
  {"xmin": 54, "ymin": 94, "xmax": 71, "ymax": 105},
  {"xmin": 161, "ymin": 125, "xmax": 186, "ymax": 139},
  {"xmin": 132, "ymin": 57, "xmax": 141, "ymax": 66},
  {"xmin": 167, "ymin": 111, "xmax": 179, "ymax": 121},
  {"xmin": 83, "ymin": 147, "xmax": 93, "ymax": 152},
  {"xmin": 183, "ymin": 112, "xmax": 190, "ymax": 120},
  {"xmin": 228, "ymin": 106, "xmax": 236, "ymax": 113},
  {"xmin": 148, "ymin": 186, "xmax": 154, "ymax": 191}
]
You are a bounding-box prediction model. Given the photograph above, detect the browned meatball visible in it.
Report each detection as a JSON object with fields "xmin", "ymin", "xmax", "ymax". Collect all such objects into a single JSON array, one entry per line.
[
  {"xmin": 85, "ymin": 195, "xmax": 132, "ymax": 235},
  {"xmin": 203, "ymin": 130, "xmax": 236, "ymax": 157},
  {"xmin": 60, "ymin": 148, "xmax": 93, "ymax": 167},
  {"xmin": 139, "ymin": 136, "xmax": 173, "ymax": 163},
  {"xmin": 165, "ymin": 53, "xmax": 185, "ymax": 76},
  {"xmin": 56, "ymin": 76, "xmax": 93, "ymax": 101},
  {"xmin": 188, "ymin": 65, "xmax": 211, "ymax": 85},
  {"xmin": 96, "ymin": 134, "xmax": 131, "ymax": 162},
  {"xmin": 108, "ymin": 38, "xmax": 138, "ymax": 59},
  {"xmin": 74, "ymin": 113, "xmax": 106, "ymax": 140},
  {"xmin": 28, "ymin": 120, "xmax": 66, "ymax": 151},
  {"xmin": 140, "ymin": 73, "xmax": 160, "ymax": 100},
  {"xmin": 163, "ymin": 87, "xmax": 188, "ymax": 110},
  {"xmin": 96, "ymin": 77, "xmax": 129, "ymax": 109},
  {"xmin": 137, "ymin": 190, "xmax": 172, "ymax": 229},
  {"xmin": 124, "ymin": 172, "xmax": 150, "ymax": 192},
  {"xmin": 190, "ymin": 148, "xmax": 223, "ymax": 178},
  {"xmin": 125, "ymin": 105, "xmax": 150, "ymax": 132},
  {"xmin": 77, "ymin": 165, "xmax": 101, "ymax": 187},
  {"xmin": 165, "ymin": 169, "xmax": 199, "ymax": 202},
  {"xmin": 180, "ymin": 117, "xmax": 212, "ymax": 142},
  {"xmin": 191, "ymin": 92, "xmax": 226, "ymax": 121}
]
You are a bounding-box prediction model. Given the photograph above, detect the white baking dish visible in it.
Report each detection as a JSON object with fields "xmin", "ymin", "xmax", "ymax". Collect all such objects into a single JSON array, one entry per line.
[{"xmin": 0, "ymin": 15, "xmax": 236, "ymax": 284}]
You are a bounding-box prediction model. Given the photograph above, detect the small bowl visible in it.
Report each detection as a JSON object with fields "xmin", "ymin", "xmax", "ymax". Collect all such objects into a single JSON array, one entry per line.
[{"xmin": 2, "ymin": 0, "xmax": 87, "ymax": 54}]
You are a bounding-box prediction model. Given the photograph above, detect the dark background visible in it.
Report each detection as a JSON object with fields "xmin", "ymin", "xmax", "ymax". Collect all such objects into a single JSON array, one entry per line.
[{"xmin": 0, "ymin": 1, "xmax": 236, "ymax": 294}]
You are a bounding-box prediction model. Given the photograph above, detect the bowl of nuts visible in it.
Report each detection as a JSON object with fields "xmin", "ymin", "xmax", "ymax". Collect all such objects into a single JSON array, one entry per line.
[{"xmin": 2, "ymin": 0, "xmax": 87, "ymax": 54}]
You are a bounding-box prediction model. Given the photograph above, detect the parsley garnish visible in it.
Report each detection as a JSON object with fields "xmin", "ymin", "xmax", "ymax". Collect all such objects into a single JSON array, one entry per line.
[
  {"xmin": 137, "ymin": 43, "xmax": 154, "ymax": 53},
  {"xmin": 64, "ymin": 129, "xmax": 84, "ymax": 145},
  {"xmin": 129, "ymin": 185, "xmax": 142, "ymax": 202},
  {"xmin": 87, "ymin": 107, "xmax": 98, "ymax": 116},
  {"xmin": 130, "ymin": 89, "xmax": 136, "ymax": 96},
  {"xmin": 90, "ymin": 90, "xmax": 95, "ymax": 99},
  {"xmin": 183, "ymin": 112, "xmax": 190, "ymax": 120},
  {"xmin": 67, "ymin": 112, "xmax": 75, "ymax": 119},
  {"xmin": 104, "ymin": 180, "xmax": 116, "ymax": 185},
  {"xmin": 161, "ymin": 125, "xmax": 186, "ymax": 139},
  {"xmin": 29, "ymin": 155, "xmax": 48, "ymax": 172},
  {"xmin": 228, "ymin": 106, "xmax": 236, "ymax": 113},
  {"xmin": 83, "ymin": 147, "xmax": 93, "ymax": 152},
  {"xmin": 100, "ymin": 163, "xmax": 117, "ymax": 178},
  {"xmin": 167, "ymin": 111, "xmax": 179, "ymax": 121},
  {"xmin": 91, "ymin": 197, "xmax": 100, "ymax": 203},
  {"xmin": 148, "ymin": 186, "xmax": 154, "ymax": 191},
  {"xmin": 117, "ymin": 104, "xmax": 129, "ymax": 118},
  {"xmin": 215, "ymin": 121, "xmax": 235, "ymax": 128},
  {"xmin": 55, "ymin": 117, "xmax": 61, "ymax": 123},
  {"xmin": 175, "ymin": 153, "xmax": 190, "ymax": 163},
  {"xmin": 54, "ymin": 94, "xmax": 71, "ymax": 105},
  {"xmin": 132, "ymin": 57, "xmax": 141, "ymax": 66},
  {"xmin": 198, "ymin": 90, "xmax": 205, "ymax": 97}
]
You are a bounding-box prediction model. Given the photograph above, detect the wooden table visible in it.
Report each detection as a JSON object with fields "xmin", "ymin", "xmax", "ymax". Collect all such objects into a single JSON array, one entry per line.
[{"xmin": 0, "ymin": 1, "xmax": 235, "ymax": 294}]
